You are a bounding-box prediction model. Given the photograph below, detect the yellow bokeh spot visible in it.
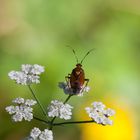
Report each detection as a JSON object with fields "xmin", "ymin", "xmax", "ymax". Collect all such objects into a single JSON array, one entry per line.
[{"xmin": 79, "ymin": 98, "xmax": 137, "ymax": 140}]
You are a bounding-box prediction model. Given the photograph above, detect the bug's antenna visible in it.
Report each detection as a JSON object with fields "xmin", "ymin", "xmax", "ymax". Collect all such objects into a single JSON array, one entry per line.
[
  {"xmin": 80, "ymin": 48, "xmax": 95, "ymax": 64},
  {"xmin": 67, "ymin": 46, "xmax": 79, "ymax": 64}
]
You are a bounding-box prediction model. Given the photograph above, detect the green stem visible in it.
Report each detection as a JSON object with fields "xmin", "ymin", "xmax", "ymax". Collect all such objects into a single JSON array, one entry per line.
[
  {"xmin": 53, "ymin": 120, "xmax": 95, "ymax": 126},
  {"xmin": 28, "ymin": 85, "xmax": 48, "ymax": 120},
  {"xmin": 63, "ymin": 94, "xmax": 73, "ymax": 104},
  {"xmin": 33, "ymin": 116, "xmax": 50, "ymax": 124},
  {"xmin": 33, "ymin": 116, "xmax": 95, "ymax": 126}
]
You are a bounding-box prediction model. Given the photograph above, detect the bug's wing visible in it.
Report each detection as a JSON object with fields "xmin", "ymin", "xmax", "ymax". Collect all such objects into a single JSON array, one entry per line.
[{"xmin": 70, "ymin": 69, "xmax": 85, "ymax": 87}]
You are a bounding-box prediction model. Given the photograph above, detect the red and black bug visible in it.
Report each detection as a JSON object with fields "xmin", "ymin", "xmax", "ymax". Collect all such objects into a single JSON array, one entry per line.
[{"xmin": 65, "ymin": 48, "xmax": 94, "ymax": 94}]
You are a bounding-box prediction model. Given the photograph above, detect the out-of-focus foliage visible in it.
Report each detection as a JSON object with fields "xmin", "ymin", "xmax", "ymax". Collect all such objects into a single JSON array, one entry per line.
[{"xmin": 0, "ymin": 0, "xmax": 140, "ymax": 140}]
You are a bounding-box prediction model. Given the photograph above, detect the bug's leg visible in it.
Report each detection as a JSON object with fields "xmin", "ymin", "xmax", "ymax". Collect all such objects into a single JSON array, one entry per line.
[
  {"xmin": 65, "ymin": 74, "xmax": 71, "ymax": 88},
  {"xmin": 81, "ymin": 78, "xmax": 89, "ymax": 93},
  {"xmin": 84, "ymin": 78, "xmax": 89, "ymax": 87}
]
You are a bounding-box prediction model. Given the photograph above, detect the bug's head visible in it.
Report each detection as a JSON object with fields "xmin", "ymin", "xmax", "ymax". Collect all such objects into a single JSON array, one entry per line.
[
  {"xmin": 74, "ymin": 63, "xmax": 83, "ymax": 75},
  {"xmin": 76, "ymin": 63, "xmax": 82, "ymax": 68}
]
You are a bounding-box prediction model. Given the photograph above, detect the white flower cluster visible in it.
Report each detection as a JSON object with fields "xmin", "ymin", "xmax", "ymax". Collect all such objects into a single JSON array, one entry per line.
[
  {"xmin": 48, "ymin": 100, "xmax": 73, "ymax": 120},
  {"xmin": 8, "ymin": 64, "xmax": 45, "ymax": 85},
  {"xmin": 58, "ymin": 82, "xmax": 90, "ymax": 96},
  {"xmin": 5, "ymin": 97, "xmax": 37, "ymax": 122},
  {"xmin": 85, "ymin": 102, "xmax": 115, "ymax": 125},
  {"xmin": 29, "ymin": 127, "xmax": 53, "ymax": 140}
]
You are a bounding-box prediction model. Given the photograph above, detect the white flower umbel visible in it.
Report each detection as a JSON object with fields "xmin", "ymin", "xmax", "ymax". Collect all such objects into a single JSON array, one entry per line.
[
  {"xmin": 48, "ymin": 100, "xmax": 73, "ymax": 120},
  {"xmin": 8, "ymin": 64, "xmax": 45, "ymax": 85},
  {"xmin": 5, "ymin": 97, "xmax": 36, "ymax": 122},
  {"xmin": 30, "ymin": 127, "xmax": 53, "ymax": 140},
  {"xmin": 58, "ymin": 82, "xmax": 90, "ymax": 96},
  {"xmin": 85, "ymin": 101, "xmax": 115, "ymax": 125}
]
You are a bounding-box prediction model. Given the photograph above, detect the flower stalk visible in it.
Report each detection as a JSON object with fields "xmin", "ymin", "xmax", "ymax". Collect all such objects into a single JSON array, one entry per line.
[
  {"xmin": 28, "ymin": 85, "xmax": 48, "ymax": 120},
  {"xmin": 53, "ymin": 120, "xmax": 96, "ymax": 126},
  {"xmin": 63, "ymin": 94, "xmax": 73, "ymax": 104},
  {"xmin": 33, "ymin": 116, "xmax": 96, "ymax": 126}
]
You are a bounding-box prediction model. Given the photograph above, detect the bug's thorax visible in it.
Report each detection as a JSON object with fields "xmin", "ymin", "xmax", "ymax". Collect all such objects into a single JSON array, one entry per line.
[{"xmin": 72, "ymin": 63, "xmax": 83, "ymax": 76}]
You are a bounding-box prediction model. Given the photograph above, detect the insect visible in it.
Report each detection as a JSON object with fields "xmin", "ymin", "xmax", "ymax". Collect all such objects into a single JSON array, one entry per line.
[{"xmin": 65, "ymin": 47, "xmax": 94, "ymax": 94}]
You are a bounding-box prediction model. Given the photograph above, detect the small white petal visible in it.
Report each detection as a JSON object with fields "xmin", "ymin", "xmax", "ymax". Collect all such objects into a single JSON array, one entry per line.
[
  {"xmin": 5, "ymin": 106, "xmax": 16, "ymax": 114},
  {"xmin": 8, "ymin": 71, "xmax": 18, "ymax": 80},
  {"xmin": 39, "ymin": 129, "xmax": 53, "ymax": 140},
  {"xmin": 48, "ymin": 107, "xmax": 59, "ymax": 117},
  {"xmin": 58, "ymin": 82, "xmax": 67, "ymax": 89},
  {"xmin": 31, "ymin": 64, "xmax": 45, "ymax": 75},
  {"xmin": 103, "ymin": 108, "xmax": 115, "ymax": 117},
  {"xmin": 24, "ymin": 112, "xmax": 33, "ymax": 121},
  {"xmin": 30, "ymin": 127, "xmax": 41, "ymax": 139},
  {"xmin": 31, "ymin": 75, "xmax": 40, "ymax": 84},
  {"xmin": 12, "ymin": 112, "xmax": 23, "ymax": 122},
  {"xmin": 12, "ymin": 97, "xmax": 24, "ymax": 104},
  {"xmin": 26, "ymin": 75, "xmax": 40, "ymax": 85},
  {"xmin": 102, "ymin": 117, "xmax": 113, "ymax": 125},
  {"xmin": 59, "ymin": 104, "xmax": 72, "ymax": 120},
  {"xmin": 83, "ymin": 86, "xmax": 90, "ymax": 92},
  {"xmin": 25, "ymin": 99, "xmax": 37, "ymax": 106},
  {"xmin": 85, "ymin": 107, "xmax": 92, "ymax": 112},
  {"xmin": 23, "ymin": 106, "xmax": 33, "ymax": 112},
  {"xmin": 22, "ymin": 64, "xmax": 33, "ymax": 74},
  {"xmin": 63, "ymin": 86, "xmax": 73, "ymax": 95},
  {"xmin": 15, "ymin": 72, "xmax": 27, "ymax": 85},
  {"xmin": 8, "ymin": 71, "xmax": 27, "ymax": 85},
  {"xmin": 92, "ymin": 102, "xmax": 106, "ymax": 112},
  {"xmin": 93, "ymin": 115, "xmax": 102, "ymax": 124}
]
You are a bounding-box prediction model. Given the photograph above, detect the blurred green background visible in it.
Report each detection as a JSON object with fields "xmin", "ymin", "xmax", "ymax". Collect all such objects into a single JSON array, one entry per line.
[{"xmin": 0, "ymin": 0, "xmax": 140, "ymax": 140}]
